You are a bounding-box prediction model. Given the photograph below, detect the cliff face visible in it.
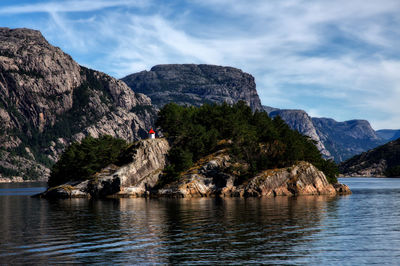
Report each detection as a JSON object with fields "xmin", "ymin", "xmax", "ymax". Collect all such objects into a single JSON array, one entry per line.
[
  {"xmin": 38, "ymin": 138, "xmax": 170, "ymax": 198},
  {"xmin": 0, "ymin": 28, "xmax": 157, "ymax": 181},
  {"xmin": 339, "ymin": 138, "xmax": 400, "ymax": 177},
  {"xmin": 121, "ymin": 64, "xmax": 263, "ymax": 111}
]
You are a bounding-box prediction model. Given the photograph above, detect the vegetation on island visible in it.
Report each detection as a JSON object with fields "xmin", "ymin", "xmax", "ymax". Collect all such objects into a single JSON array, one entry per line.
[
  {"xmin": 48, "ymin": 135, "xmax": 128, "ymax": 187},
  {"xmin": 47, "ymin": 101, "xmax": 339, "ymax": 187},
  {"xmin": 157, "ymin": 102, "xmax": 338, "ymax": 184}
]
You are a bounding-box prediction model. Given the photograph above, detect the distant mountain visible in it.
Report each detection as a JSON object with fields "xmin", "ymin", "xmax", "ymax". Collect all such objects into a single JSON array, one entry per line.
[
  {"xmin": 339, "ymin": 138, "xmax": 400, "ymax": 177},
  {"xmin": 376, "ymin": 129, "xmax": 400, "ymax": 141},
  {"xmin": 121, "ymin": 64, "xmax": 263, "ymax": 111},
  {"xmin": 312, "ymin": 118, "xmax": 384, "ymax": 162},
  {"xmin": 267, "ymin": 109, "xmax": 331, "ymax": 157},
  {"xmin": 0, "ymin": 28, "xmax": 156, "ymax": 181},
  {"xmin": 264, "ymin": 106, "xmax": 385, "ymax": 162},
  {"xmin": 121, "ymin": 64, "xmax": 391, "ymax": 163}
]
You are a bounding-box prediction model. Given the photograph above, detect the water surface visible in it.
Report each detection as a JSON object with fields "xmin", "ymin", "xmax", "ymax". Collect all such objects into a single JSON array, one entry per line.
[{"xmin": 1, "ymin": 178, "xmax": 400, "ymax": 264}]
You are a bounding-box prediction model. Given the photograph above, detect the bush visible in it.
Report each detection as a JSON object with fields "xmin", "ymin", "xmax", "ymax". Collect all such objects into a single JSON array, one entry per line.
[{"xmin": 48, "ymin": 135, "xmax": 128, "ymax": 187}]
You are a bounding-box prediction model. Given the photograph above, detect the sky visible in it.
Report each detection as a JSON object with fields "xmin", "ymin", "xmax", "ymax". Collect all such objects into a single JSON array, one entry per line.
[{"xmin": 0, "ymin": 0, "xmax": 399, "ymax": 129}]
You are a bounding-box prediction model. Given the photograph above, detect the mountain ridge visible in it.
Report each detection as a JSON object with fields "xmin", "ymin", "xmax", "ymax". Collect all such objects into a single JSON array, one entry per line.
[{"xmin": 0, "ymin": 27, "xmax": 156, "ymax": 180}]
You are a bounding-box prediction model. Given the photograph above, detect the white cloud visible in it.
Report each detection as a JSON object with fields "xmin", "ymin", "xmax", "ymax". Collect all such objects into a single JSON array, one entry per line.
[
  {"xmin": 1, "ymin": 0, "xmax": 400, "ymax": 129},
  {"xmin": 0, "ymin": 0, "xmax": 147, "ymax": 14}
]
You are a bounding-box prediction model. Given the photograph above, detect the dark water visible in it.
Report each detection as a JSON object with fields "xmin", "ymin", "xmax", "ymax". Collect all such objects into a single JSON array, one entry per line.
[{"xmin": 1, "ymin": 178, "xmax": 400, "ymax": 265}]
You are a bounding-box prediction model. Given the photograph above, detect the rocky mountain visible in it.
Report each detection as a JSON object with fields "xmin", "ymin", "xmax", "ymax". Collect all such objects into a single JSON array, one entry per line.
[
  {"xmin": 121, "ymin": 64, "xmax": 263, "ymax": 111},
  {"xmin": 265, "ymin": 105, "xmax": 385, "ymax": 162},
  {"xmin": 312, "ymin": 118, "xmax": 384, "ymax": 162},
  {"xmin": 376, "ymin": 129, "xmax": 400, "ymax": 142},
  {"xmin": 0, "ymin": 27, "xmax": 156, "ymax": 181},
  {"xmin": 268, "ymin": 109, "xmax": 331, "ymax": 157},
  {"xmin": 339, "ymin": 138, "xmax": 400, "ymax": 177}
]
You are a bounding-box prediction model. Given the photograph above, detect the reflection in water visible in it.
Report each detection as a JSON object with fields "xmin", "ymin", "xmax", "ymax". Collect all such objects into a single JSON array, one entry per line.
[{"xmin": 2, "ymin": 178, "xmax": 400, "ymax": 264}]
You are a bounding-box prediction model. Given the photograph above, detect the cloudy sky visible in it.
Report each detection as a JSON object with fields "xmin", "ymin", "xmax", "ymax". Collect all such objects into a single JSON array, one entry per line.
[{"xmin": 1, "ymin": 0, "xmax": 399, "ymax": 129}]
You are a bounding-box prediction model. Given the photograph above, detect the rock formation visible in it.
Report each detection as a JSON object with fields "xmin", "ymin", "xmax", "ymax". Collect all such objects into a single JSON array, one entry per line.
[
  {"xmin": 121, "ymin": 64, "xmax": 263, "ymax": 111},
  {"xmin": 38, "ymin": 138, "xmax": 350, "ymax": 199},
  {"xmin": 37, "ymin": 138, "xmax": 170, "ymax": 198},
  {"xmin": 0, "ymin": 28, "xmax": 156, "ymax": 181},
  {"xmin": 158, "ymin": 152, "xmax": 350, "ymax": 198},
  {"xmin": 339, "ymin": 138, "xmax": 400, "ymax": 177}
]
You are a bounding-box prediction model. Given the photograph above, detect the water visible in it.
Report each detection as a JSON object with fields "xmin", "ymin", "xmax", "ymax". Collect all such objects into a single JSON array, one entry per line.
[{"xmin": 1, "ymin": 178, "xmax": 400, "ymax": 265}]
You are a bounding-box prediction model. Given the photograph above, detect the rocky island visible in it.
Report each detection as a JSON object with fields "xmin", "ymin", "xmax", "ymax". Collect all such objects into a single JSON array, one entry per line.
[{"xmin": 38, "ymin": 103, "xmax": 350, "ymax": 198}]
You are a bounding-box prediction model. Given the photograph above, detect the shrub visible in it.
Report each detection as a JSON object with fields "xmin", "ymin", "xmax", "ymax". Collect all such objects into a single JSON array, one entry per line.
[{"xmin": 48, "ymin": 135, "xmax": 128, "ymax": 187}]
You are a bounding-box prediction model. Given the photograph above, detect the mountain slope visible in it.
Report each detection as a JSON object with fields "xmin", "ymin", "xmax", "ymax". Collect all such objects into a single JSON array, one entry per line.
[
  {"xmin": 376, "ymin": 129, "xmax": 400, "ymax": 142},
  {"xmin": 268, "ymin": 109, "xmax": 331, "ymax": 157},
  {"xmin": 121, "ymin": 64, "xmax": 263, "ymax": 111},
  {"xmin": 339, "ymin": 138, "xmax": 400, "ymax": 177},
  {"xmin": 264, "ymin": 105, "xmax": 385, "ymax": 162},
  {"xmin": 0, "ymin": 28, "xmax": 156, "ymax": 181}
]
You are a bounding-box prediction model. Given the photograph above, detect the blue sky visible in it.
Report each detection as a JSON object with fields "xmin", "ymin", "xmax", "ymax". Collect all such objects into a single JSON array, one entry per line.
[{"xmin": 1, "ymin": 0, "xmax": 399, "ymax": 129}]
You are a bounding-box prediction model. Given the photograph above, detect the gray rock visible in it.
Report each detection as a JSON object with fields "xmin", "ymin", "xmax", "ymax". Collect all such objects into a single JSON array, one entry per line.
[
  {"xmin": 121, "ymin": 64, "xmax": 263, "ymax": 111},
  {"xmin": 38, "ymin": 138, "xmax": 170, "ymax": 198}
]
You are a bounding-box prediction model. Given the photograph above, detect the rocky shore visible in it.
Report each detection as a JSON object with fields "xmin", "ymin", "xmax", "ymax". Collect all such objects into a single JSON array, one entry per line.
[{"xmin": 36, "ymin": 138, "xmax": 351, "ymax": 199}]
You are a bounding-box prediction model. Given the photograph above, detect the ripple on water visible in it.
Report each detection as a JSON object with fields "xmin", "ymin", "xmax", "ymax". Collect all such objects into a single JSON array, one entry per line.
[{"xmin": 2, "ymin": 179, "xmax": 400, "ymax": 264}]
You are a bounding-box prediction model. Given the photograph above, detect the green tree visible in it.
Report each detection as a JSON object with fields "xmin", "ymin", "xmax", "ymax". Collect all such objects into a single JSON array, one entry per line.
[{"xmin": 48, "ymin": 135, "xmax": 128, "ymax": 187}]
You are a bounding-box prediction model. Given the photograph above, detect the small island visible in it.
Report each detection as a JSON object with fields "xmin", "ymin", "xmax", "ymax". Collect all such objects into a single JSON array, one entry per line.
[{"xmin": 37, "ymin": 102, "xmax": 350, "ymax": 198}]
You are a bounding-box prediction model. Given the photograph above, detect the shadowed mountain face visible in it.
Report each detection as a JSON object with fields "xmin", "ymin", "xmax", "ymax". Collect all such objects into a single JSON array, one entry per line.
[
  {"xmin": 339, "ymin": 138, "xmax": 400, "ymax": 177},
  {"xmin": 265, "ymin": 106, "xmax": 386, "ymax": 162},
  {"xmin": 0, "ymin": 28, "xmax": 156, "ymax": 180},
  {"xmin": 376, "ymin": 129, "xmax": 400, "ymax": 142},
  {"xmin": 121, "ymin": 64, "xmax": 263, "ymax": 111},
  {"xmin": 311, "ymin": 118, "xmax": 384, "ymax": 162}
]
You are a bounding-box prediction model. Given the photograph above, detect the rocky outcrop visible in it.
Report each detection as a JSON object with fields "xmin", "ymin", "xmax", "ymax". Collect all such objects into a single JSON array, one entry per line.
[
  {"xmin": 37, "ymin": 138, "xmax": 170, "ymax": 198},
  {"xmin": 339, "ymin": 138, "xmax": 400, "ymax": 177},
  {"xmin": 0, "ymin": 27, "xmax": 157, "ymax": 180},
  {"xmin": 121, "ymin": 64, "xmax": 263, "ymax": 111},
  {"xmin": 158, "ymin": 152, "xmax": 350, "ymax": 198}
]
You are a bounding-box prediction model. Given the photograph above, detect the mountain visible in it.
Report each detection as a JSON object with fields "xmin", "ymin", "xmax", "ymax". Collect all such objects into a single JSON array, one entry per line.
[
  {"xmin": 339, "ymin": 138, "xmax": 400, "ymax": 177},
  {"xmin": 0, "ymin": 28, "xmax": 156, "ymax": 181},
  {"xmin": 265, "ymin": 106, "xmax": 385, "ymax": 162},
  {"xmin": 121, "ymin": 64, "xmax": 263, "ymax": 111},
  {"xmin": 376, "ymin": 129, "xmax": 400, "ymax": 142},
  {"xmin": 121, "ymin": 62, "xmax": 387, "ymax": 163},
  {"xmin": 267, "ymin": 109, "xmax": 331, "ymax": 157},
  {"xmin": 312, "ymin": 118, "xmax": 384, "ymax": 162}
]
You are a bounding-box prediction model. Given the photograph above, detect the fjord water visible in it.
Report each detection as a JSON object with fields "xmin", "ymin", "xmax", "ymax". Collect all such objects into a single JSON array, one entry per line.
[{"xmin": 1, "ymin": 178, "xmax": 400, "ymax": 265}]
